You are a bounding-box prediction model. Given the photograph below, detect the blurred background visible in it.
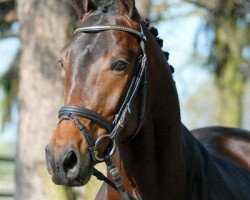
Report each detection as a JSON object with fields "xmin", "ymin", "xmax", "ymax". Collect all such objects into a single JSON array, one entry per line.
[{"xmin": 0, "ymin": 0, "xmax": 249, "ymax": 199}]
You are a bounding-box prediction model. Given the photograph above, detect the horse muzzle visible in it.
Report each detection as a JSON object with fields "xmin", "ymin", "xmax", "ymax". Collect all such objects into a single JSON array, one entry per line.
[{"xmin": 45, "ymin": 144, "xmax": 93, "ymax": 186}]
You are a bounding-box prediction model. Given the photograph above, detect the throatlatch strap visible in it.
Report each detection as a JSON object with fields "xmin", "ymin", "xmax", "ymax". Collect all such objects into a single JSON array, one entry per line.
[
  {"xmin": 93, "ymin": 166, "xmax": 137, "ymax": 200},
  {"xmin": 93, "ymin": 168, "xmax": 117, "ymax": 190},
  {"xmin": 105, "ymin": 157, "xmax": 137, "ymax": 200}
]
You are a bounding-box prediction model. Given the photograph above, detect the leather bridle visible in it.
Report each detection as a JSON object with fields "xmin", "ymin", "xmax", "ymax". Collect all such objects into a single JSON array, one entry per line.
[{"xmin": 57, "ymin": 22, "xmax": 148, "ymax": 200}]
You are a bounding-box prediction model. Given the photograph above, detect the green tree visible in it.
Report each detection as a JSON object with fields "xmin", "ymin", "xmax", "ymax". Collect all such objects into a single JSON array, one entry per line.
[
  {"xmin": 186, "ymin": 0, "xmax": 250, "ymax": 127},
  {"xmin": 0, "ymin": 0, "xmax": 16, "ymax": 37},
  {"xmin": 0, "ymin": 0, "xmax": 18, "ymax": 129}
]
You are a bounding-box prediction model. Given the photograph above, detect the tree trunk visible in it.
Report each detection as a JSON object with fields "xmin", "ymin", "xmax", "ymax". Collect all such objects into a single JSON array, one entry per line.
[
  {"xmin": 214, "ymin": 17, "xmax": 246, "ymax": 127},
  {"xmin": 16, "ymin": 0, "xmax": 72, "ymax": 199},
  {"xmin": 216, "ymin": 80, "xmax": 244, "ymax": 127}
]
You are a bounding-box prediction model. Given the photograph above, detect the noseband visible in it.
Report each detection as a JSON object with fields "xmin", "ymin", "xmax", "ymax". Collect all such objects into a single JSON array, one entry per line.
[{"xmin": 57, "ymin": 23, "xmax": 148, "ymax": 200}]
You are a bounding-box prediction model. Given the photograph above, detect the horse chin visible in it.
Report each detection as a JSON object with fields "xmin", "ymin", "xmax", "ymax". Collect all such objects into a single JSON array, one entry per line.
[
  {"xmin": 52, "ymin": 171, "xmax": 92, "ymax": 187},
  {"xmin": 76, "ymin": 161, "xmax": 94, "ymax": 186},
  {"xmin": 63, "ymin": 167, "xmax": 93, "ymax": 187}
]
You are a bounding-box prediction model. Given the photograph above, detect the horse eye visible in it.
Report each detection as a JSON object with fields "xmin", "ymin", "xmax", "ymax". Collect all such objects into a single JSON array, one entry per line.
[
  {"xmin": 58, "ymin": 59, "xmax": 64, "ymax": 68},
  {"xmin": 112, "ymin": 60, "xmax": 128, "ymax": 72}
]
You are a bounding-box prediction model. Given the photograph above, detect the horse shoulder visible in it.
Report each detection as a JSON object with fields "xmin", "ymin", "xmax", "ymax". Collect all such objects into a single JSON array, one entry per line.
[{"xmin": 191, "ymin": 126, "xmax": 250, "ymax": 171}]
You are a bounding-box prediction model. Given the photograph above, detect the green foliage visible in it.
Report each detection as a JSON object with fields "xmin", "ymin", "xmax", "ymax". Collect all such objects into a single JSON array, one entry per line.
[
  {"xmin": 0, "ymin": 55, "xmax": 19, "ymax": 130},
  {"xmin": 186, "ymin": 0, "xmax": 250, "ymax": 126},
  {"xmin": 0, "ymin": 0, "xmax": 17, "ymax": 37},
  {"xmin": 147, "ymin": 0, "xmax": 169, "ymax": 23},
  {"xmin": 150, "ymin": 1, "xmax": 168, "ymax": 22},
  {"xmin": 0, "ymin": 0, "xmax": 18, "ymax": 131}
]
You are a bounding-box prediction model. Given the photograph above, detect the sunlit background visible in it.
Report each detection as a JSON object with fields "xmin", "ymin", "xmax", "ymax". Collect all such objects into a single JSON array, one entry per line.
[{"xmin": 0, "ymin": 0, "xmax": 249, "ymax": 199}]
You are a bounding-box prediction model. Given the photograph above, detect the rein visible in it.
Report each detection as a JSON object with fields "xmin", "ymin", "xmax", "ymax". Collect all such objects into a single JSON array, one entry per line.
[{"xmin": 58, "ymin": 22, "xmax": 147, "ymax": 200}]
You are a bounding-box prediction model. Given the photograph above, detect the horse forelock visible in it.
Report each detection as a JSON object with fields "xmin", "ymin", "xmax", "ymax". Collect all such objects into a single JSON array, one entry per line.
[{"xmin": 97, "ymin": 0, "xmax": 118, "ymax": 12}]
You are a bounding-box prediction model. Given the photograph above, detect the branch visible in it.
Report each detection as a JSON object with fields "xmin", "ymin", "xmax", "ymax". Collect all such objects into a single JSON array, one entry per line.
[
  {"xmin": 0, "ymin": 157, "xmax": 14, "ymax": 162},
  {"xmin": 185, "ymin": 0, "xmax": 216, "ymax": 14},
  {"xmin": 0, "ymin": 33, "xmax": 19, "ymax": 39},
  {"xmin": 154, "ymin": 9, "xmax": 205, "ymax": 22},
  {"xmin": 0, "ymin": 193, "xmax": 14, "ymax": 197},
  {"xmin": 0, "ymin": 0, "xmax": 13, "ymax": 3}
]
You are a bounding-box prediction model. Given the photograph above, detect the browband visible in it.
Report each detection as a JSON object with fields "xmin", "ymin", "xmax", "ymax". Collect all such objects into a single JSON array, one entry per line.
[{"xmin": 74, "ymin": 25, "xmax": 145, "ymax": 40}]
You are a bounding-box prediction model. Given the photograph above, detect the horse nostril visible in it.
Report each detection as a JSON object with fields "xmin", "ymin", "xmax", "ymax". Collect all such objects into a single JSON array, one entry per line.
[{"xmin": 62, "ymin": 150, "xmax": 78, "ymax": 178}]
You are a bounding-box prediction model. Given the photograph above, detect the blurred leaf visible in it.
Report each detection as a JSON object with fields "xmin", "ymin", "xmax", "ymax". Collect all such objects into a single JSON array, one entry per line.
[
  {"xmin": 0, "ymin": 0, "xmax": 17, "ymax": 36},
  {"xmin": 0, "ymin": 0, "xmax": 18, "ymax": 130},
  {"xmin": 185, "ymin": 0, "xmax": 250, "ymax": 126},
  {"xmin": 0, "ymin": 51, "xmax": 19, "ymax": 130}
]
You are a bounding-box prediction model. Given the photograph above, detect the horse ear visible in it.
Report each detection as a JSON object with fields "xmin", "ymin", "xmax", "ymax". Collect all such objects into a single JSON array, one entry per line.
[
  {"xmin": 117, "ymin": 0, "xmax": 139, "ymax": 20},
  {"xmin": 71, "ymin": 0, "xmax": 96, "ymax": 19}
]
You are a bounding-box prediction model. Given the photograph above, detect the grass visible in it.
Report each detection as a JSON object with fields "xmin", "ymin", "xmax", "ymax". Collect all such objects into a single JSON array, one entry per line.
[
  {"xmin": 0, "ymin": 142, "xmax": 15, "ymax": 200},
  {"xmin": 0, "ymin": 142, "xmax": 15, "ymax": 158},
  {"xmin": 0, "ymin": 141, "xmax": 15, "ymax": 182},
  {"xmin": 0, "ymin": 161, "xmax": 14, "ymax": 179}
]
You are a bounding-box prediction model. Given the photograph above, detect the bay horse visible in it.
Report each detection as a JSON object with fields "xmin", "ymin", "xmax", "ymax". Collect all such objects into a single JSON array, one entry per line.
[{"xmin": 45, "ymin": 0, "xmax": 250, "ymax": 199}]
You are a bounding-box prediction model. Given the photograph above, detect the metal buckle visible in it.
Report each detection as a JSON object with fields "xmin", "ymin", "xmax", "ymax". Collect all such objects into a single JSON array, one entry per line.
[{"xmin": 94, "ymin": 134, "xmax": 117, "ymax": 162}]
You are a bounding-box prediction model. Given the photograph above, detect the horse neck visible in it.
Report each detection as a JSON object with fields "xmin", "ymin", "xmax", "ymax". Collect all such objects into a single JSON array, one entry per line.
[{"xmin": 116, "ymin": 28, "xmax": 187, "ymax": 199}]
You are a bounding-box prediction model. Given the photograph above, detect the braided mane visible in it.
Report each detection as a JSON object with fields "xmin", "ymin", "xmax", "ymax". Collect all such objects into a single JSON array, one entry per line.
[{"xmin": 143, "ymin": 18, "xmax": 174, "ymax": 74}]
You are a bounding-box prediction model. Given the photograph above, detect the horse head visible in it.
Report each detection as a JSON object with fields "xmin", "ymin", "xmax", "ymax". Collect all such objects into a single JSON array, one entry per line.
[{"xmin": 45, "ymin": 0, "xmax": 146, "ymax": 187}]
